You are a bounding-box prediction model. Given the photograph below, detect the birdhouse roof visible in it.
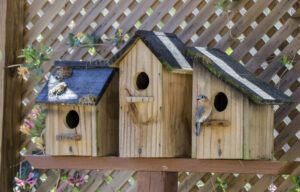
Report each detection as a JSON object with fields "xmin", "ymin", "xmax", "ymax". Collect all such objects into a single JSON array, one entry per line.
[
  {"xmin": 187, "ymin": 47, "xmax": 291, "ymax": 104},
  {"xmin": 109, "ymin": 30, "xmax": 193, "ymax": 73},
  {"xmin": 36, "ymin": 60, "xmax": 115, "ymax": 105}
]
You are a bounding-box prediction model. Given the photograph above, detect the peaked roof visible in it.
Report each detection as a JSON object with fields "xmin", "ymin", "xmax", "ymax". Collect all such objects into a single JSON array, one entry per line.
[
  {"xmin": 109, "ymin": 30, "xmax": 193, "ymax": 73},
  {"xmin": 187, "ymin": 47, "xmax": 291, "ymax": 104},
  {"xmin": 36, "ymin": 60, "xmax": 115, "ymax": 105}
]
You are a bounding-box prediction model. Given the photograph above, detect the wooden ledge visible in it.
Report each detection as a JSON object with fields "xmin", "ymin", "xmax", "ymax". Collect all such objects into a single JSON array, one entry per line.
[
  {"xmin": 24, "ymin": 156, "xmax": 299, "ymax": 175},
  {"xmin": 125, "ymin": 96, "xmax": 154, "ymax": 103},
  {"xmin": 203, "ymin": 120, "xmax": 230, "ymax": 127}
]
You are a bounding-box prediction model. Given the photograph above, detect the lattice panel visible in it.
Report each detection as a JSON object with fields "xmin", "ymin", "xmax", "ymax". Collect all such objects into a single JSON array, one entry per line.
[{"xmin": 23, "ymin": 0, "xmax": 300, "ymax": 191}]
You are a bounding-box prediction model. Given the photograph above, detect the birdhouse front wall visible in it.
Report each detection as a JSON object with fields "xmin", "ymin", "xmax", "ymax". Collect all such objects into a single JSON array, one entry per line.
[
  {"xmin": 45, "ymin": 105, "xmax": 95, "ymax": 156},
  {"xmin": 192, "ymin": 65, "xmax": 245, "ymax": 159},
  {"xmin": 192, "ymin": 64, "xmax": 273, "ymax": 159},
  {"xmin": 118, "ymin": 40, "xmax": 191, "ymax": 157},
  {"xmin": 119, "ymin": 40, "xmax": 164, "ymax": 157}
]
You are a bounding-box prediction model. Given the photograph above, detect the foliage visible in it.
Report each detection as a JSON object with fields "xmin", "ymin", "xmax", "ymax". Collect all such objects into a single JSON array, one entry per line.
[
  {"xmin": 68, "ymin": 29, "xmax": 129, "ymax": 56},
  {"xmin": 281, "ymin": 55, "xmax": 293, "ymax": 68},
  {"xmin": 68, "ymin": 32, "xmax": 102, "ymax": 56},
  {"xmin": 56, "ymin": 171, "xmax": 89, "ymax": 192},
  {"xmin": 289, "ymin": 176, "xmax": 300, "ymax": 192},
  {"xmin": 215, "ymin": 0, "xmax": 239, "ymax": 11},
  {"xmin": 18, "ymin": 44, "xmax": 53, "ymax": 80},
  {"xmin": 13, "ymin": 161, "xmax": 40, "ymax": 192},
  {"xmin": 215, "ymin": 177, "xmax": 228, "ymax": 192},
  {"xmin": 105, "ymin": 28, "xmax": 129, "ymax": 48},
  {"xmin": 19, "ymin": 105, "xmax": 46, "ymax": 150},
  {"xmin": 104, "ymin": 175, "xmax": 113, "ymax": 184},
  {"xmin": 215, "ymin": 0, "xmax": 230, "ymax": 10}
]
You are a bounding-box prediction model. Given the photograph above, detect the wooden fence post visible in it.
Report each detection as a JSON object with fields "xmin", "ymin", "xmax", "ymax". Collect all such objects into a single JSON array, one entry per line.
[
  {"xmin": 137, "ymin": 171, "xmax": 178, "ymax": 192},
  {"xmin": 0, "ymin": 0, "xmax": 24, "ymax": 191}
]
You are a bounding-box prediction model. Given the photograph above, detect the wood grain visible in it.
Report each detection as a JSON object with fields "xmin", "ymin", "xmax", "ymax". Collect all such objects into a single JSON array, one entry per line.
[
  {"xmin": 119, "ymin": 40, "xmax": 191, "ymax": 157},
  {"xmin": 25, "ymin": 155, "xmax": 299, "ymax": 175},
  {"xmin": 0, "ymin": 0, "xmax": 24, "ymax": 191}
]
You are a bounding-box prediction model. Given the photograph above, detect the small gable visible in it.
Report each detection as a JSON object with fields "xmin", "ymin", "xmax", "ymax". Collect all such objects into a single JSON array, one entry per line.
[
  {"xmin": 36, "ymin": 60, "xmax": 115, "ymax": 105},
  {"xmin": 188, "ymin": 47, "xmax": 290, "ymax": 104},
  {"xmin": 109, "ymin": 30, "xmax": 193, "ymax": 74}
]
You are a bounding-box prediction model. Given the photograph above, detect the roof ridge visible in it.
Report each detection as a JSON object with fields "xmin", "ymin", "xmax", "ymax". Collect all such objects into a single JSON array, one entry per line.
[{"xmin": 54, "ymin": 60, "xmax": 109, "ymax": 68}]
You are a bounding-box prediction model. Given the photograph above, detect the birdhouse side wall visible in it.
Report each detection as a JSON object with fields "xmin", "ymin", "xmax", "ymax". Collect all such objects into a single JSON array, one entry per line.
[
  {"xmin": 161, "ymin": 68, "xmax": 192, "ymax": 157},
  {"xmin": 96, "ymin": 72, "xmax": 119, "ymax": 156},
  {"xmin": 45, "ymin": 105, "xmax": 94, "ymax": 156},
  {"xmin": 243, "ymin": 102, "xmax": 273, "ymax": 160},
  {"xmin": 192, "ymin": 64, "xmax": 245, "ymax": 159},
  {"xmin": 119, "ymin": 40, "xmax": 164, "ymax": 157}
]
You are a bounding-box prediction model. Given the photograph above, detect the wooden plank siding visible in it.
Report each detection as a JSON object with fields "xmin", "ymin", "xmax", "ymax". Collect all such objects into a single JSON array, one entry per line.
[
  {"xmin": 96, "ymin": 71, "xmax": 119, "ymax": 156},
  {"xmin": 46, "ymin": 105, "xmax": 94, "ymax": 156},
  {"xmin": 192, "ymin": 63, "xmax": 245, "ymax": 159},
  {"xmin": 118, "ymin": 40, "xmax": 191, "ymax": 157}
]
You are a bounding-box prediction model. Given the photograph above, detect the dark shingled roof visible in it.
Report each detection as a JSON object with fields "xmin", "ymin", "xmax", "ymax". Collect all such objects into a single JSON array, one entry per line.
[
  {"xmin": 109, "ymin": 30, "xmax": 193, "ymax": 73},
  {"xmin": 36, "ymin": 60, "xmax": 115, "ymax": 105},
  {"xmin": 187, "ymin": 47, "xmax": 291, "ymax": 104}
]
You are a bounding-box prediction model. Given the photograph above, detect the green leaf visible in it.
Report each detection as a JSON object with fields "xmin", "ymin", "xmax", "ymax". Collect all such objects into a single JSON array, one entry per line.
[
  {"xmin": 68, "ymin": 33, "xmax": 76, "ymax": 47},
  {"xmin": 215, "ymin": 0, "xmax": 227, "ymax": 10},
  {"xmin": 88, "ymin": 47, "xmax": 96, "ymax": 56},
  {"xmin": 105, "ymin": 175, "xmax": 113, "ymax": 184},
  {"xmin": 71, "ymin": 187, "xmax": 80, "ymax": 192},
  {"xmin": 61, "ymin": 174, "xmax": 68, "ymax": 182}
]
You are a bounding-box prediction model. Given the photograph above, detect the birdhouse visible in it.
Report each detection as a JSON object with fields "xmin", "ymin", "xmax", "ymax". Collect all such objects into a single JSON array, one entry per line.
[
  {"xmin": 188, "ymin": 47, "xmax": 290, "ymax": 159},
  {"xmin": 109, "ymin": 30, "xmax": 193, "ymax": 157},
  {"xmin": 36, "ymin": 61, "xmax": 119, "ymax": 156}
]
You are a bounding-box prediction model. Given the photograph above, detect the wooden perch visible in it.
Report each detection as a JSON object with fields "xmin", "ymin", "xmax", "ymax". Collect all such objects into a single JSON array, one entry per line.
[
  {"xmin": 202, "ymin": 120, "xmax": 231, "ymax": 127},
  {"xmin": 56, "ymin": 133, "xmax": 82, "ymax": 141},
  {"xmin": 125, "ymin": 96, "xmax": 154, "ymax": 103}
]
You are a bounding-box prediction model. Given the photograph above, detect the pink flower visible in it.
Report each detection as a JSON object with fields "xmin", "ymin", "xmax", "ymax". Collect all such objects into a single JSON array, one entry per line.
[
  {"xmin": 26, "ymin": 172, "xmax": 38, "ymax": 187},
  {"xmin": 67, "ymin": 172, "xmax": 85, "ymax": 187},
  {"xmin": 14, "ymin": 177, "xmax": 26, "ymax": 188},
  {"xmin": 24, "ymin": 119, "xmax": 34, "ymax": 128},
  {"xmin": 14, "ymin": 172, "xmax": 38, "ymax": 189}
]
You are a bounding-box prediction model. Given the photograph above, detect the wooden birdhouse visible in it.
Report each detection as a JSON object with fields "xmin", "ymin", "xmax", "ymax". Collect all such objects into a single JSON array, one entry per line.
[
  {"xmin": 109, "ymin": 30, "xmax": 193, "ymax": 157},
  {"xmin": 188, "ymin": 47, "xmax": 290, "ymax": 159},
  {"xmin": 36, "ymin": 61, "xmax": 119, "ymax": 156}
]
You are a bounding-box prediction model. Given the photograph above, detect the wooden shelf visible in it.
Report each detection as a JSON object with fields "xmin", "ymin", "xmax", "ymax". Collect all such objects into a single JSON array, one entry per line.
[{"xmin": 25, "ymin": 156, "xmax": 299, "ymax": 174}]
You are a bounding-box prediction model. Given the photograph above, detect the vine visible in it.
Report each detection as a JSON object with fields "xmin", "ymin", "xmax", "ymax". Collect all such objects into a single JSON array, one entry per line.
[
  {"xmin": 17, "ymin": 45, "xmax": 53, "ymax": 80},
  {"xmin": 215, "ymin": 0, "xmax": 240, "ymax": 11},
  {"xmin": 68, "ymin": 29, "xmax": 129, "ymax": 57},
  {"xmin": 53, "ymin": 171, "xmax": 89, "ymax": 192},
  {"xmin": 13, "ymin": 161, "xmax": 41, "ymax": 192},
  {"xmin": 215, "ymin": 176, "xmax": 228, "ymax": 192},
  {"xmin": 289, "ymin": 176, "xmax": 300, "ymax": 192},
  {"xmin": 19, "ymin": 105, "xmax": 46, "ymax": 151}
]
